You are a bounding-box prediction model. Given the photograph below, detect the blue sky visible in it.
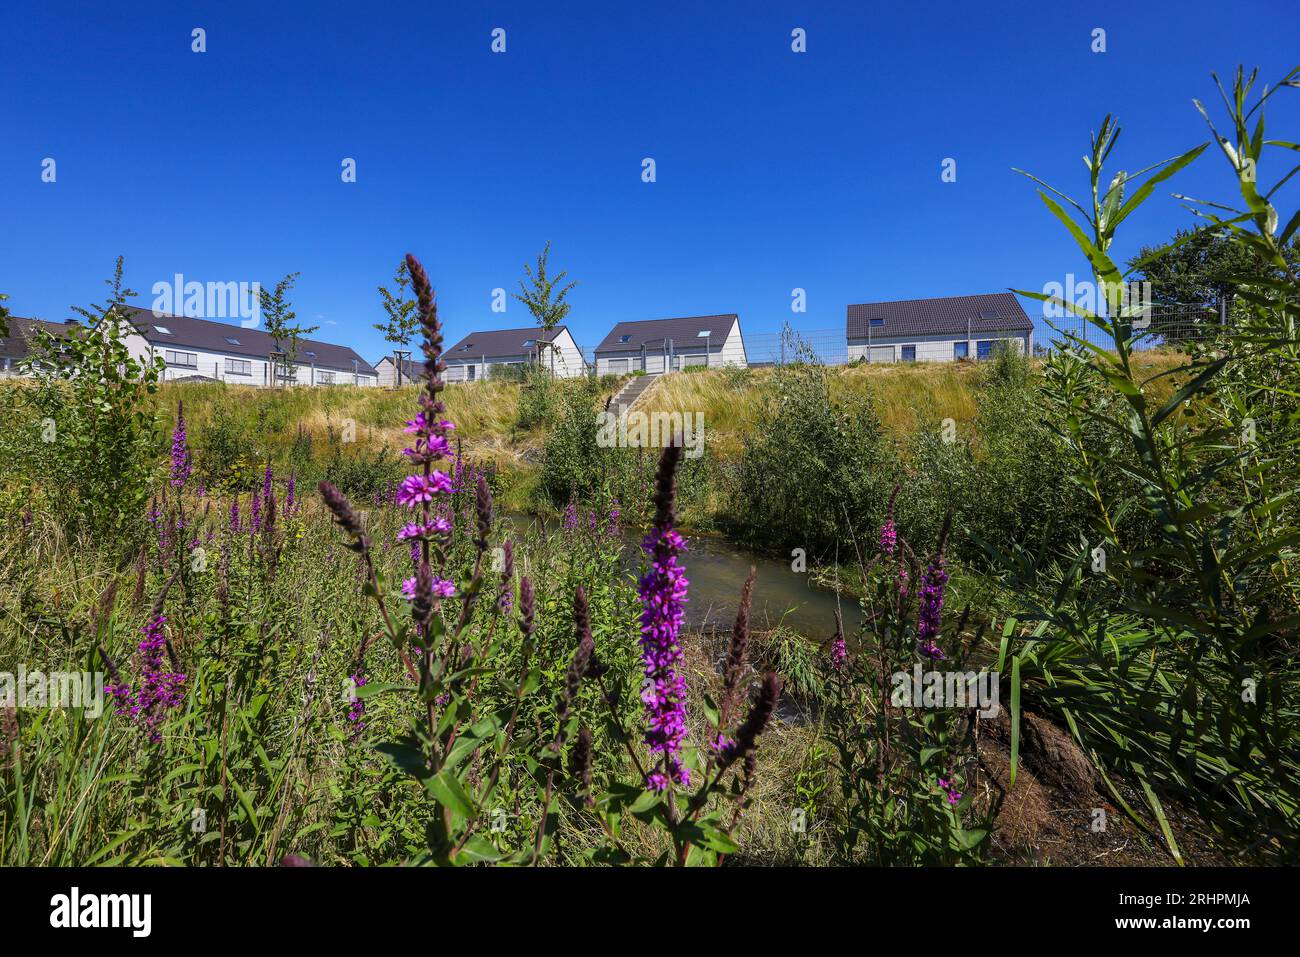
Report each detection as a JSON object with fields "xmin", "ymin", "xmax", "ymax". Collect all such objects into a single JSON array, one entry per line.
[{"xmin": 3, "ymin": 0, "xmax": 1298, "ymax": 360}]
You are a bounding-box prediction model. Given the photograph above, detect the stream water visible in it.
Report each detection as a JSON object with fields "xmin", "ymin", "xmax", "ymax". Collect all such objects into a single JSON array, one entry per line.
[{"xmin": 501, "ymin": 513, "xmax": 864, "ymax": 638}]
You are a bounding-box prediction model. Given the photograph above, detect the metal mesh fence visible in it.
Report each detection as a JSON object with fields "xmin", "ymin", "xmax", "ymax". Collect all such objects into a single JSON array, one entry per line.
[{"xmin": 739, "ymin": 304, "xmax": 1225, "ymax": 368}]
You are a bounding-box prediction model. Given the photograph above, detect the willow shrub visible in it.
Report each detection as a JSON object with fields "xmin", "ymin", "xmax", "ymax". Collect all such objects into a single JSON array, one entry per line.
[
  {"xmin": 729, "ymin": 355, "xmax": 890, "ymax": 558},
  {"xmin": 990, "ymin": 66, "xmax": 1300, "ymax": 861}
]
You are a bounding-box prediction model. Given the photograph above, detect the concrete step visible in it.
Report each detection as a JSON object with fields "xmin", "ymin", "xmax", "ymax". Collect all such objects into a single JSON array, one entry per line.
[{"xmin": 607, "ymin": 373, "xmax": 659, "ymax": 410}]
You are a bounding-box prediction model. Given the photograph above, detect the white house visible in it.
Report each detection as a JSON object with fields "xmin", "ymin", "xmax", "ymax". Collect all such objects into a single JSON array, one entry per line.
[
  {"xmin": 374, "ymin": 354, "xmax": 421, "ymax": 388},
  {"xmin": 0, "ymin": 316, "xmax": 79, "ymax": 377},
  {"xmin": 441, "ymin": 326, "xmax": 584, "ymax": 381},
  {"xmin": 846, "ymin": 293, "xmax": 1033, "ymax": 363},
  {"xmin": 593, "ymin": 314, "xmax": 747, "ymax": 375},
  {"xmin": 115, "ymin": 307, "xmax": 378, "ymax": 386}
]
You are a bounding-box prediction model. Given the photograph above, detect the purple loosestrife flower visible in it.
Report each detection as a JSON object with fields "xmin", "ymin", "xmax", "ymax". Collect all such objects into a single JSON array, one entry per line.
[
  {"xmin": 396, "ymin": 255, "xmax": 455, "ymax": 558},
  {"xmin": 831, "ymin": 633, "xmax": 847, "ymax": 670},
  {"xmin": 169, "ymin": 402, "xmax": 191, "ymax": 489},
  {"xmin": 897, "ymin": 564, "xmax": 910, "ymax": 599},
  {"xmin": 348, "ymin": 670, "xmax": 367, "ymax": 733},
  {"xmin": 285, "ymin": 473, "xmax": 296, "ymax": 516},
  {"xmin": 262, "ymin": 462, "xmax": 275, "ymax": 514},
  {"xmin": 250, "ymin": 484, "xmax": 263, "ymax": 534},
  {"xmin": 563, "ymin": 499, "xmax": 579, "ymax": 532},
  {"xmin": 607, "ymin": 499, "xmax": 622, "ymax": 538},
  {"xmin": 937, "ymin": 777, "xmax": 963, "ymax": 805},
  {"xmin": 228, "ymin": 496, "xmax": 240, "ymax": 533},
  {"xmin": 717, "ymin": 672, "xmax": 782, "ymax": 773},
  {"xmin": 402, "ymin": 576, "xmax": 455, "ymax": 600},
  {"xmin": 110, "ymin": 615, "xmax": 187, "ymax": 744},
  {"xmin": 638, "ymin": 445, "xmax": 691, "ymax": 791},
  {"xmin": 879, "ymin": 484, "xmax": 900, "ymax": 556},
  {"xmin": 917, "ymin": 560, "xmax": 949, "ymax": 660},
  {"xmin": 396, "ymin": 471, "xmax": 453, "ymax": 506},
  {"xmin": 879, "ymin": 519, "xmax": 897, "ymax": 557}
]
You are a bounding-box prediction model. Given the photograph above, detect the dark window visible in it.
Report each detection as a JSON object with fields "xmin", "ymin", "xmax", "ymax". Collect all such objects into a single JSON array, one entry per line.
[
  {"xmin": 977, "ymin": 340, "xmax": 996, "ymax": 360},
  {"xmin": 954, "ymin": 341, "xmax": 969, "ymax": 360},
  {"xmin": 901, "ymin": 345, "xmax": 916, "ymax": 362},
  {"xmin": 869, "ymin": 318, "xmax": 885, "ymax": 327},
  {"xmin": 165, "ymin": 350, "xmax": 197, "ymax": 367},
  {"xmin": 619, "ymin": 335, "xmax": 632, "ymax": 343}
]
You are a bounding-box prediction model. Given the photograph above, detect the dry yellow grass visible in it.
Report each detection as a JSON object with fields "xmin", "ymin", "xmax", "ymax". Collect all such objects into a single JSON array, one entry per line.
[{"xmin": 152, "ymin": 347, "xmax": 1194, "ymax": 475}]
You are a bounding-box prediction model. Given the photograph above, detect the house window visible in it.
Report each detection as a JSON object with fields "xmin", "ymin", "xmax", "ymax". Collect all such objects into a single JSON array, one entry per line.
[
  {"xmin": 977, "ymin": 340, "xmax": 997, "ymax": 360},
  {"xmin": 901, "ymin": 345, "xmax": 916, "ymax": 362},
  {"xmin": 165, "ymin": 350, "xmax": 197, "ymax": 367},
  {"xmin": 318, "ymin": 370, "xmax": 335, "ymax": 384},
  {"xmin": 153, "ymin": 325, "xmax": 171, "ymax": 334},
  {"xmin": 467, "ymin": 364, "xmax": 476, "ymax": 381},
  {"xmin": 224, "ymin": 337, "xmax": 241, "ymax": 345},
  {"xmin": 608, "ymin": 358, "xmax": 629, "ymax": 373},
  {"xmin": 224, "ymin": 358, "xmax": 252, "ymax": 376},
  {"xmin": 954, "ymin": 341, "xmax": 969, "ymax": 360},
  {"xmin": 869, "ymin": 318, "xmax": 885, "ymax": 327},
  {"xmin": 618, "ymin": 335, "xmax": 632, "ymax": 343}
]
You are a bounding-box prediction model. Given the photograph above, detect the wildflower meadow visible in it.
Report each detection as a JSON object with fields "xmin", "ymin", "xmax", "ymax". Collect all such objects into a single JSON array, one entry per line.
[{"xmin": 0, "ymin": 21, "xmax": 1298, "ymax": 940}]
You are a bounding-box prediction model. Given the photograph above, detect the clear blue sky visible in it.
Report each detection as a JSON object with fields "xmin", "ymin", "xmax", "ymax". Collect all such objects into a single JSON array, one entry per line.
[{"xmin": 3, "ymin": 0, "xmax": 1298, "ymax": 359}]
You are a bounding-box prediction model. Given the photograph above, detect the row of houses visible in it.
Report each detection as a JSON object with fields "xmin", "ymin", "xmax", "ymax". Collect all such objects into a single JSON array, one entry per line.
[{"xmin": 2, "ymin": 292, "xmax": 1034, "ymax": 386}]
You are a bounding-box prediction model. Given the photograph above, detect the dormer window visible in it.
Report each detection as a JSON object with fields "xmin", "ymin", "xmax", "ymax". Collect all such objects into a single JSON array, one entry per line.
[{"xmin": 619, "ymin": 335, "xmax": 632, "ymax": 343}]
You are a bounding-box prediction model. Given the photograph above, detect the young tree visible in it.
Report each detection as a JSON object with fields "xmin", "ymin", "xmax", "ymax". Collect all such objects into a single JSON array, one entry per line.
[
  {"xmin": 374, "ymin": 259, "xmax": 419, "ymax": 385},
  {"xmin": 0, "ymin": 292, "xmax": 10, "ymax": 339},
  {"xmin": 24, "ymin": 257, "xmax": 164, "ymax": 546},
  {"xmin": 513, "ymin": 241, "xmax": 577, "ymax": 377},
  {"xmin": 258, "ymin": 272, "xmax": 318, "ymax": 386}
]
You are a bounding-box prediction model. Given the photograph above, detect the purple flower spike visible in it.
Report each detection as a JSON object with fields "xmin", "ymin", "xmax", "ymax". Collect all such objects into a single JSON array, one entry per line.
[
  {"xmin": 637, "ymin": 445, "xmax": 691, "ymax": 791},
  {"xmin": 169, "ymin": 402, "xmax": 191, "ymax": 489}
]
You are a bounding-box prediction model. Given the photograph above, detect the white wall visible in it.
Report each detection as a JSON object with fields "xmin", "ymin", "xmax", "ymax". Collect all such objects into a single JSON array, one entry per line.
[
  {"xmin": 117, "ymin": 325, "xmax": 375, "ymax": 386},
  {"xmin": 595, "ymin": 321, "xmax": 747, "ymax": 375},
  {"xmin": 375, "ymin": 356, "xmax": 418, "ymax": 388},
  {"xmin": 445, "ymin": 329, "xmax": 586, "ymax": 382},
  {"xmin": 847, "ymin": 331, "xmax": 1029, "ymax": 363}
]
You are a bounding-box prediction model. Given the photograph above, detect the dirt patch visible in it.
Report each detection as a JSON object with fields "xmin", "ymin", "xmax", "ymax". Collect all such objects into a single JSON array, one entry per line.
[{"xmin": 976, "ymin": 711, "xmax": 1232, "ymax": 866}]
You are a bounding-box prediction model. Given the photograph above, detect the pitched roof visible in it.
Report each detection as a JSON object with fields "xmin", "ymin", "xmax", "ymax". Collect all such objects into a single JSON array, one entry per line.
[
  {"xmin": 846, "ymin": 293, "xmax": 1032, "ymax": 339},
  {"xmin": 594, "ymin": 315, "xmax": 736, "ymax": 353},
  {"xmin": 375, "ymin": 355, "xmax": 422, "ymax": 381},
  {"xmin": 443, "ymin": 326, "xmax": 569, "ymax": 361},
  {"xmin": 1, "ymin": 316, "xmax": 84, "ymax": 363},
  {"xmin": 122, "ymin": 306, "xmax": 377, "ymax": 375}
]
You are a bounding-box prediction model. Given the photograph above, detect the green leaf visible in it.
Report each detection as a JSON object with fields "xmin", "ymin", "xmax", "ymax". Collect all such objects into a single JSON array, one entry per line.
[
  {"xmin": 1009, "ymin": 657, "xmax": 1021, "ymax": 788},
  {"xmin": 426, "ymin": 771, "xmax": 478, "ymax": 820}
]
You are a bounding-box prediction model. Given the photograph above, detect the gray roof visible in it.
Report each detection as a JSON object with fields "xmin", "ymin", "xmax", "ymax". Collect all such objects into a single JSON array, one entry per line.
[
  {"xmin": 846, "ymin": 293, "xmax": 1032, "ymax": 339},
  {"xmin": 1, "ymin": 316, "xmax": 83, "ymax": 363},
  {"xmin": 123, "ymin": 306, "xmax": 378, "ymax": 375},
  {"xmin": 375, "ymin": 355, "xmax": 422, "ymax": 381},
  {"xmin": 595, "ymin": 314, "xmax": 737, "ymax": 353},
  {"xmin": 443, "ymin": 326, "xmax": 569, "ymax": 362}
]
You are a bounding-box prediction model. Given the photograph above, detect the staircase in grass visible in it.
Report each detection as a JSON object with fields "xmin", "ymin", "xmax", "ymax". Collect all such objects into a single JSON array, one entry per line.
[{"xmin": 605, "ymin": 373, "xmax": 659, "ymax": 411}]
